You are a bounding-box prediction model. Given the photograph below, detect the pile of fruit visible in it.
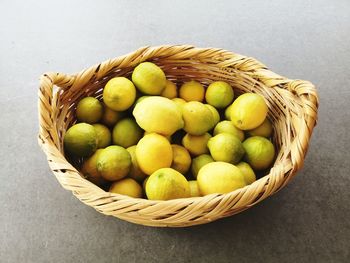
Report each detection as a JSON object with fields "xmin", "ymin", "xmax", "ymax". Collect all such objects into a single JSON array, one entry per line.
[{"xmin": 64, "ymin": 62, "xmax": 275, "ymax": 200}]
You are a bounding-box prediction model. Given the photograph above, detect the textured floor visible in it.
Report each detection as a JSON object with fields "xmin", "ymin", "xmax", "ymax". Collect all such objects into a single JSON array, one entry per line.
[{"xmin": 0, "ymin": 0, "xmax": 349, "ymax": 262}]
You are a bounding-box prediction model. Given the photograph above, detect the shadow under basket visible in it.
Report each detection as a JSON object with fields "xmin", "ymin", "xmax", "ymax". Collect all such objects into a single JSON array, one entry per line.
[{"xmin": 38, "ymin": 45, "xmax": 319, "ymax": 227}]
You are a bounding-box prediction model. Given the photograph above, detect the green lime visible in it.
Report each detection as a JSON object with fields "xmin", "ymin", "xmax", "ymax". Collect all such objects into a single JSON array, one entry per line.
[
  {"xmin": 92, "ymin": 124, "xmax": 111, "ymax": 148},
  {"xmin": 76, "ymin": 97, "xmax": 103, "ymax": 124},
  {"xmin": 205, "ymin": 104, "xmax": 220, "ymax": 126},
  {"xmin": 213, "ymin": 120, "xmax": 244, "ymax": 141},
  {"xmin": 191, "ymin": 154, "xmax": 214, "ymax": 178},
  {"xmin": 236, "ymin": 162, "xmax": 256, "ymax": 185},
  {"xmin": 112, "ymin": 118, "xmax": 143, "ymax": 148},
  {"xmin": 81, "ymin": 149, "xmax": 108, "ymax": 186},
  {"xmin": 101, "ymin": 104, "xmax": 124, "ymax": 127},
  {"xmin": 64, "ymin": 123, "xmax": 97, "ymax": 157},
  {"xmin": 132, "ymin": 62, "xmax": 166, "ymax": 95},
  {"xmin": 247, "ymin": 118, "xmax": 273, "ymax": 138},
  {"xmin": 205, "ymin": 81, "xmax": 234, "ymax": 108},
  {"xmin": 242, "ymin": 136, "xmax": 275, "ymax": 170}
]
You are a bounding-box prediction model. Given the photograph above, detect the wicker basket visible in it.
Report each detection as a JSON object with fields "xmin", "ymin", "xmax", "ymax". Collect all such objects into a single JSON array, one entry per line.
[{"xmin": 38, "ymin": 45, "xmax": 318, "ymax": 227}]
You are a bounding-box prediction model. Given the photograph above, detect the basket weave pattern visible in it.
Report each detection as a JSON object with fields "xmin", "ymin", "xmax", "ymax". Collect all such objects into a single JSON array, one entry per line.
[{"xmin": 38, "ymin": 45, "xmax": 318, "ymax": 227}]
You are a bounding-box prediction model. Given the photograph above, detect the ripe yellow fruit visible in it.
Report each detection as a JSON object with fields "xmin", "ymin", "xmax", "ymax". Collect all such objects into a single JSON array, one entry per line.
[
  {"xmin": 205, "ymin": 104, "xmax": 220, "ymax": 126},
  {"xmin": 92, "ymin": 124, "xmax": 111, "ymax": 148},
  {"xmin": 205, "ymin": 81, "xmax": 234, "ymax": 108},
  {"xmin": 247, "ymin": 118, "xmax": 273, "ymax": 138},
  {"xmin": 179, "ymin": 81, "xmax": 205, "ymax": 102},
  {"xmin": 126, "ymin": 146, "xmax": 147, "ymax": 182},
  {"xmin": 182, "ymin": 101, "xmax": 214, "ymax": 135},
  {"xmin": 103, "ymin": 77, "xmax": 136, "ymax": 111},
  {"xmin": 182, "ymin": 133, "xmax": 212, "ymax": 156},
  {"xmin": 64, "ymin": 123, "xmax": 97, "ymax": 157},
  {"xmin": 76, "ymin": 97, "xmax": 103, "ymax": 124},
  {"xmin": 242, "ymin": 136, "xmax": 275, "ymax": 170},
  {"xmin": 189, "ymin": 180, "xmax": 201, "ymax": 197},
  {"xmin": 109, "ymin": 178, "xmax": 143, "ymax": 198},
  {"xmin": 144, "ymin": 131, "xmax": 172, "ymax": 142},
  {"xmin": 191, "ymin": 154, "xmax": 214, "ymax": 178},
  {"xmin": 132, "ymin": 62, "xmax": 166, "ymax": 95},
  {"xmin": 213, "ymin": 120, "xmax": 244, "ymax": 141},
  {"xmin": 236, "ymin": 162, "xmax": 256, "ymax": 185},
  {"xmin": 112, "ymin": 118, "xmax": 143, "ymax": 148},
  {"xmin": 135, "ymin": 133, "xmax": 173, "ymax": 175},
  {"xmin": 170, "ymin": 145, "xmax": 192, "ymax": 174},
  {"xmin": 161, "ymin": 80, "xmax": 177, "ymax": 99},
  {"xmin": 145, "ymin": 168, "xmax": 190, "ymax": 200},
  {"xmin": 197, "ymin": 162, "xmax": 246, "ymax": 195},
  {"xmin": 224, "ymin": 103, "xmax": 233, "ymax": 120},
  {"xmin": 81, "ymin": 149, "xmax": 108, "ymax": 187},
  {"xmin": 230, "ymin": 93, "xmax": 268, "ymax": 130},
  {"xmin": 172, "ymin": 98, "xmax": 187, "ymax": 111},
  {"xmin": 133, "ymin": 96, "xmax": 184, "ymax": 136},
  {"xmin": 101, "ymin": 104, "xmax": 124, "ymax": 127}
]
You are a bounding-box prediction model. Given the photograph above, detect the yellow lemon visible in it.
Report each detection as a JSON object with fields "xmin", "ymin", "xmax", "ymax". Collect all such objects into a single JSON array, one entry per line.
[
  {"xmin": 64, "ymin": 123, "xmax": 97, "ymax": 157},
  {"xmin": 145, "ymin": 168, "xmax": 190, "ymax": 200},
  {"xmin": 132, "ymin": 62, "xmax": 166, "ymax": 95},
  {"xmin": 126, "ymin": 146, "xmax": 147, "ymax": 182},
  {"xmin": 236, "ymin": 162, "xmax": 256, "ymax": 185},
  {"xmin": 81, "ymin": 149, "xmax": 108, "ymax": 186},
  {"xmin": 179, "ymin": 80, "xmax": 205, "ymax": 102},
  {"xmin": 97, "ymin": 145, "xmax": 131, "ymax": 181},
  {"xmin": 182, "ymin": 101, "xmax": 214, "ymax": 135},
  {"xmin": 171, "ymin": 145, "xmax": 192, "ymax": 174},
  {"xmin": 191, "ymin": 154, "xmax": 214, "ymax": 178},
  {"xmin": 242, "ymin": 136, "xmax": 275, "ymax": 170},
  {"xmin": 205, "ymin": 104, "xmax": 220, "ymax": 126},
  {"xmin": 172, "ymin": 97, "xmax": 187, "ymax": 111},
  {"xmin": 109, "ymin": 178, "xmax": 143, "ymax": 198},
  {"xmin": 189, "ymin": 180, "xmax": 201, "ymax": 197},
  {"xmin": 92, "ymin": 124, "xmax": 111, "ymax": 148},
  {"xmin": 224, "ymin": 103, "xmax": 233, "ymax": 120},
  {"xmin": 103, "ymin": 77, "xmax": 136, "ymax": 111},
  {"xmin": 133, "ymin": 96, "xmax": 184, "ymax": 136},
  {"xmin": 182, "ymin": 133, "xmax": 211, "ymax": 156},
  {"xmin": 230, "ymin": 93, "xmax": 268, "ymax": 130},
  {"xmin": 76, "ymin": 97, "xmax": 103, "ymax": 124},
  {"xmin": 135, "ymin": 133, "xmax": 173, "ymax": 175},
  {"xmin": 144, "ymin": 131, "xmax": 172, "ymax": 142},
  {"xmin": 205, "ymin": 81, "xmax": 234, "ymax": 108},
  {"xmin": 161, "ymin": 80, "xmax": 177, "ymax": 99},
  {"xmin": 208, "ymin": 133, "xmax": 245, "ymax": 164},
  {"xmin": 247, "ymin": 118, "xmax": 273, "ymax": 138},
  {"xmin": 112, "ymin": 118, "xmax": 143, "ymax": 148},
  {"xmin": 197, "ymin": 162, "xmax": 246, "ymax": 195},
  {"xmin": 213, "ymin": 120, "xmax": 244, "ymax": 141}
]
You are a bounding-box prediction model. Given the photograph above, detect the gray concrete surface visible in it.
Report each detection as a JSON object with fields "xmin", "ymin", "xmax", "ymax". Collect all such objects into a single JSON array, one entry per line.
[{"xmin": 1, "ymin": 0, "xmax": 349, "ymax": 262}]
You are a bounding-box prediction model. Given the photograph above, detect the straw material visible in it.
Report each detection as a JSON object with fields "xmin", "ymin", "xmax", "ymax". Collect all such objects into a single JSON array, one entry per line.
[{"xmin": 38, "ymin": 45, "xmax": 318, "ymax": 227}]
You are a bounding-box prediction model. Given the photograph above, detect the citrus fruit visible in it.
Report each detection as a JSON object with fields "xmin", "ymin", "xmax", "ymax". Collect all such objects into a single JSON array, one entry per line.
[
  {"xmin": 92, "ymin": 124, "xmax": 111, "ymax": 148},
  {"xmin": 182, "ymin": 133, "xmax": 211, "ymax": 156},
  {"xmin": 76, "ymin": 97, "xmax": 103, "ymax": 124},
  {"xmin": 179, "ymin": 80, "xmax": 205, "ymax": 102},
  {"xmin": 224, "ymin": 103, "xmax": 233, "ymax": 120},
  {"xmin": 205, "ymin": 104, "xmax": 220, "ymax": 126},
  {"xmin": 109, "ymin": 178, "xmax": 143, "ymax": 198},
  {"xmin": 189, "ymin": 180, "xmax": 200, "ymax": 197},
  {"xmin": 161, "ymin": 80, "xmax": 177, "ymax": 99},
  {"xmin": 133, "ymin": 96, "xmax": 184, "ymax": 136},
  {"xmin": 144, "ymin": 131, "xmax": 172, "ymax": 142},
  {"xmin": 145, "ymin": 168, "xmax": 190, "ymax": 200},
  {"xmin": 97, "ymin": 145, "xmax": 131, "ymax": 181},
  {"xmin": 126, "ymin": 145, "xmax": 147, "ymax": 182},
  {"xmin": 64, "ymin": 123, "xmax": 97, "ymax": 157},
  {"xmin": 112, "ymin": 118, "xmax": 143, "ymax": 148},
  {"xmin": 236, "ymin": 162, "xmax": 256, "ymax": 185},
  {"xmin": 191, "ymin": 154, "xmax": 214, "ymax": 178},
  {"xmin": 101, "ymin": 104, "xmax": 124, "ymax": 127},
  {"xmin": 242, "ymin": 136, "xmax": 275, "ymax": 170},
  {"xmin": 213, "ymin": 120, "xmax": 244, "ymax": 141},
  {"xmin": 205, "ymin": 81, "xmax": 234, "ymax": 108},
  {"xmin": 208, "ymin": 133, "xmax": 245, "ymax": 164},
  {"xmin": 182, "ymin": 101, "xmax": 214, "ymax": 135},
  {"xmin": 172, "ymin": 98, "xmax": 186, "ymax": 109},
  {"xmin": 103, "ymin": 77, "xmax": 136, "ymax": 111},
  {"xmin": 81, "ymin": 149, "xmax": 108, "ymax": 186},
  {"xmin": 132, "ymin": 62, "xmax": 166, "ymax": 95},
  {"xmin": 197, "ymin": 162, "xmax": 246, "ymax": 195},
  {"xmin": 230, "ymin": 93, "xmax": 268, "ymax": 130},
  {"xmin": 247, "ymin": 118, "xmax": 273, "ymax": 138},
  {"xmin": 135, "ymin": 133, "xmax": 173, "ymax": 175},
  {"xmin": 142, "ymin": 176, "xmax": 149, "ymax": 191},
  {"xmin": 170, "ymin": 145, "xmax": 191, "ymax": 174}
]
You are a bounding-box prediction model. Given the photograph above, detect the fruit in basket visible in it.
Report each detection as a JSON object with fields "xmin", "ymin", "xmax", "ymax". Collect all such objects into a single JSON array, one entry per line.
[
  {"xmin": 126, "ymin": 146, "xmax": 147, "ymax": 182},
  {"xmin": 236, "ymin": 162, "xmax": 256, "ymax": 185},
  {"xmin": 170, "ymin": 145, "xmax": 192, "ymax": 174},
  {"xmin": 189, "ymin": 180, "xmax": 200, "ymax": 197},
  {"xmin": 103, "ymin": 77, "xmax": 136, "ymax": 111},
  {"xmin": 224, "ymin": 103, "xmax": 233, "ymax": 120},
  {"xmin": 76, "ymin": 97, "xmax": 103, "ymax": 124},
  {"xmin": 112, "ymin": 118, "xmax": 143, "ymax": 148},
  {"xmin": 182, "ymin": 133, "xmax": 211, "ymax": 156},
  {"xmin": 135, "ymin": 133, "xmax": 173, "ymax": 175},
  {"xmin": 92, "ymin": 124, "xmax": 111, "ymax": 148},
  {"xmin": 101, "ymin": 105, "xmax": 124, "ymax": 127},
  {"xmin": 172, "ymin": 97, "xmax": 186, "ymax": 109},
  {"xmin": 182, "ymin": 101, "xmax": 214, "ymax": 135},
  {"xmin": 197, "ymin": 162, "xmax": 246, "ymax": 195},
  {"xmin": 246, "ymin": 118, "xmax": 273, "ymax": 138},
  {"xmin": 191, "ymin": 154, "xmax": 214, "ymax": 178},
  {"xmin": 161, "ymin": 80, "xmax": 177, "ymax": 99},
  {"xmin": 97, "ymin": 145, "xmax": 131, "ymax": 181},
  {"xmin": 205, "ymin": 81, "xmax": 234, "ymax": 108},
  {"xmin": 205, "ymin": 104, "xmax": 220, "ymax": 126},
  {"xmin": 230, "ymin": 93, "xmax": 268, "ymax": 130},
  {"xmin": 213, "ymin": 120, "xmax": 244, "ymax": 141},
  {"xmin": 64, "ymin": 123, "xmax": 97, "ymax": 157},
  {"xmin": 133, "ymin": 96, "xmax": 183, "ymax": 136},
  {"xmin": 109, "ymin": 178, "xmax": 143, "ymax": 198},
  {"xmin": 145, "ymin": 168, "xmax": 190, "ymax": 200},
  {"xmin": 179, "ymin": 80, "xmax": 205, "ymax": 102},
  {"xmin": 242, "ymin": 136, "xmax": 275, "ymax": 170},
  {"xmin": 81, "ymin": 149, "xmax": 108, "ymax": 186},
  {"xmin": 132, "ymin": 62, "xmax": 166, "ymax": 95}
]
